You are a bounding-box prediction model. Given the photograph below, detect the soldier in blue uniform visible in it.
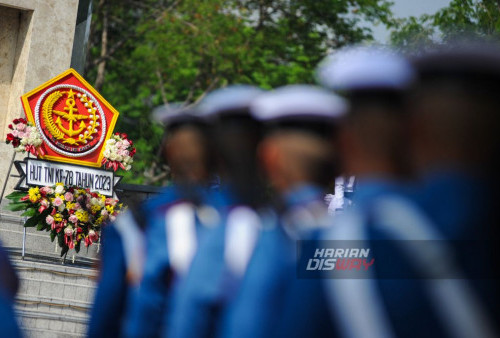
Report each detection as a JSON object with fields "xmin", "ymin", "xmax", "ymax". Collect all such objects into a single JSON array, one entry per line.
[
  {"xmin": 405, "ymin": 44, "xmax": 500, "ymax": 335},
  {"xmin": 272, "ymin": 46, "xmax": 417, "ymax": 338},
  {"xmin": 220, "ymin": 85, "xmax": 347, "ymax": 338},
  {"xmin": 88, "ymin": 106, "xmax": 214, "ymax": 338},
  {"xmin": 166, "ymin": 85, "xmax": 266, "ymax": 338},
  {"xmin": 317, "ymin": 45, "xmax": 498, "ymax": 338},
  {"xmin": 0, "ymin": 243, "xmax": 21, "ymax": 338}
]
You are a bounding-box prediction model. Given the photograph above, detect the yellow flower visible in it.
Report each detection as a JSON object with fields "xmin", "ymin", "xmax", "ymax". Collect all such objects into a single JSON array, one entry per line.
[
  {"xmin": 91, "ymin": 205, "xmax": 102, "ymax": 213},
  {"xmin": 28, "ymin": 187, "xmax": 41, "ymax": 203},
  {"xmin": 75, "ymin": 210, "xmax": 89, "ymax": 223},
  {"xmin": 66, "ymin": 202, "xmax": 76, "ymax": 210},
  {"xmin": 106, "ymin": 205, "xmax": 114, "ymax": 214},
  {"xmin": 94, "ymin": 216, "xmax": 104, "ymax": 225},
  {"xmin": 53, "ymin": 213, "xmax": 63, "ymax": 222}
]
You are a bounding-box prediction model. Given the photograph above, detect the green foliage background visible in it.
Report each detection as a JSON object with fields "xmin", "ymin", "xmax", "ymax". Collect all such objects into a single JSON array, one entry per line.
[
  {"xmin": 85, "ymin": 0, "xmax": 500, "ymax": 185},
  {"xmin": 390, "ymin": 0, "xmax": 500, "ymax": 50},
  {"xmin": 85, "ymin": 0, "xmax": 394, "ymax": 184}
]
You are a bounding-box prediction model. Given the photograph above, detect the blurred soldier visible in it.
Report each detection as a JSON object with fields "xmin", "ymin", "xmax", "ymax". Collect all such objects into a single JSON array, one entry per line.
[
  {"xmin": 0, "ymin": 243, "xmax": 21, "ymax": 338},
  {"xmin": 88, "ymin": 106, "xmax": 213, "ymax": 338},
  {"xmin": 166, "ymin": 85, "xmax": 265, "ymax": 338},
  {"xmin": 220, "ymin": 85, "xmax": 347, "ymax": 338},
  {"xmin": 410, "ymin": 44, "xmax": 499, "ymax": 239},
  {"xmin": 320, "ymin": 45, "xmax": 497, "ymax": 338},
  {"xmin": 273, "ymin": 46, "xmax": 416, "ymax": 338},
  {"xmin": 407, "ymin": 43, "xmax": 500, "ymax": 334}
]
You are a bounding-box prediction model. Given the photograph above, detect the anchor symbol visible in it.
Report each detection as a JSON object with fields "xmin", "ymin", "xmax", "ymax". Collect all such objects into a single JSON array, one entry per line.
[{"xmin": 53, "ymin": 89, "xmax": 88, "ymax": 137}]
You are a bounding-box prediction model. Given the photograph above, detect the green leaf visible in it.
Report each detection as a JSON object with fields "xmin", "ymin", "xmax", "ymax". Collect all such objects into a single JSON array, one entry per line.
[
  {"xmin": 60, "ymin": 245, "xmax": 69, "ymax": 258},
  {"xmin": 36, "ymin": 223, "xmax": 45, "ymax": 231},
  {"xmin": 50, "ymin": 231, "xmax": 56, "ymax": 242},
  {"xmin": 6, "ymin": 202, "xmax": 29, "ymax": 212},
  {"xmin": 5, "ymin": 191, "xmax": 27, "ymax": 201},
  {"xmin": 21, "ymin": 209, "xmax": 37, "ymax": 217},
  {"xmin": 24, "ymin": 215, "xmax": 41, "ymax": 228},
  {"xmin": 58, "ymin": 232, "xmax": 65, "ymax": 248}
]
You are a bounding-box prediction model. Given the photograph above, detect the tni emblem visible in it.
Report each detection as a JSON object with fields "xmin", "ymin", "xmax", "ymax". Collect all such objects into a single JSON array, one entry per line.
[{"xmin": 35, "ymin": 85, "xmax": 107, "ymax": 157}]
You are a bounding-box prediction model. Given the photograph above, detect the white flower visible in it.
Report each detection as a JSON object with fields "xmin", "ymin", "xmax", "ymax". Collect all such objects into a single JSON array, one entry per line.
[{"xmin": 54, "ymin": 185, "xmax": 65, "ymax": 194}]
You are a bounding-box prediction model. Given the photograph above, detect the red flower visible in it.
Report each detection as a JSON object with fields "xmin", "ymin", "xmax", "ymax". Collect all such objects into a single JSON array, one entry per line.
[
  {"xmin": 11, "ymin": 139, "xmax": 20, "ymax": 147},
  {"xmin": 65, "ymin": 235, "xmax": 74, "ymax": 249},
  {"xmin": 120, "ymin": 133, "xmax": 128, "ymax": 139},
  {"xmin": 13, "ymin": 118, "xmax": 19, "ymax": 124},
  {"xmin": 20, "ymin": 118, "xmax": 27, "ymax": 124},
  {"xmin": 6, "ymin": 133, "xmax": 14, "ymax": 142},
  {"xmin": 8, "ymin": 124, "xmax": 12, "ymax": 129}
]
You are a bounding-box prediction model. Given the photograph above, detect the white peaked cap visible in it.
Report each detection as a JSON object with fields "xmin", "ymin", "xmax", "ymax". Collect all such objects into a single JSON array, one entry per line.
[
  {"xmin": 198, "ymin": 85, "xmax": 265, "ymax": 117},
  {"xmin": 250, "ymin": 85, "xmax": 347, "ymax": 123},
  {"xmin": 317, "ymin": 45, "xmax": 415, "ymax": 91}
]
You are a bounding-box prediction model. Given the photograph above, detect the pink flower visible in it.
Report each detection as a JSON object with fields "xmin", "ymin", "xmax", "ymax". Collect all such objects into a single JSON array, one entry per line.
[
  {"xmin": 64, "ymin": 227, "xmax": 74, "ymax": 236},
  {"xmin": 16, "ymin": 123, "xmax": 26, "ymax": 131},
  {"xmin": 73, "ymin": 202, "xmax": 81, "ymax": 210},
  {"xmin": 105, "ymin": 198, "xmax": 117, "ymax": 206},
  {"xmin": 53, "ymin": 197, "xmax": 64, "ymax": 207},
  {"xmin": 68, "ymin": 214, "xmax": 78, "ymax": 224},
  {"xmin": 88, "ymin": 230, "xmax": 99, "ymax": 243},
  {"xmin": 46, "ymin": 215, "xmax": 54, "ymax": 225},
  {"xmin": 101, "ymin": 209, "xmax": 109, "ymax": 217},
  {"xmin": 11, "ymin": 130, "xmax": 18, "ymax": 138},
  {"xmin": 40, "ymin": 187, "xmax": 53, "ymax": 196},
  {"xmin": 38, "ymin": 199, "xmax": 49, "ymax": 213},
  {"xmin": 64, "ymin": 192, "xmax": 74, "ymax": 202},
  {"xmin": 117, "ymin": 149, "xmax": 129, "ymax": 157}
]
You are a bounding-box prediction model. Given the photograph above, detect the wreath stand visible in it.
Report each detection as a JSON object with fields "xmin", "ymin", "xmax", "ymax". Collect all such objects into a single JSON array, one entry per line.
[{"xmin": 0, "ymin": 152, "xmax": 28, "ymax": 260}]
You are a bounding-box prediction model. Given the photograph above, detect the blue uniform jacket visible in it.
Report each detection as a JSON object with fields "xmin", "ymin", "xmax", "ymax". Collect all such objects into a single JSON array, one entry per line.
[
  {"xmin": 125, "ymin": 185, "xmax": 219, "ymax": 338},
  {"xmin": 165, "ymin": 188, "xmax": 241, "ymax": 338},
  {"xmin": 88, "ymin": 186, "xmax": 181, "ymax": 338},
  {"xmin": 220, "ymin": 185, "xmax": 328, "ymax": 338},
  {"xmin": 322, "ymin": 177, "xmax": 497, "ymax": 338},
  {"xmin": 0, "ymin": 244, "xmax": 21, "ymax": 338}
]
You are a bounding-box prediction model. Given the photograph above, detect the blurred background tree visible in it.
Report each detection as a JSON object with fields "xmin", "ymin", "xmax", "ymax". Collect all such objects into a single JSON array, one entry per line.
[
  {"xmin": 390, "ymin": 0, "xmax": 500, "ymax": 50},
  {"xmin": 85, "ymin": 0, "xmax": 395, "ymax": 184}
]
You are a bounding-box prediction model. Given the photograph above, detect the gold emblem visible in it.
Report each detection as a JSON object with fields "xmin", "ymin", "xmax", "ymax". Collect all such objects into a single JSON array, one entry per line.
[{"xmin": 42, "ymin": 89, "xmax": 100, "ymax": 146}]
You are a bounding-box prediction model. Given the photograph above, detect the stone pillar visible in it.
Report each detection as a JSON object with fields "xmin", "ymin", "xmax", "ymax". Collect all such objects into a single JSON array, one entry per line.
[{"xmin": 0, "ymin": 0, "xmax": 79, "ymax": 201}]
